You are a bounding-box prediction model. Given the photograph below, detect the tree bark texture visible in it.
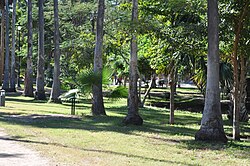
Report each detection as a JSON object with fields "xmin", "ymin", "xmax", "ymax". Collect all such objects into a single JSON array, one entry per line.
[
  {"xmin": 138, "ymin": 73, "xmax": 142, "ymax": 104},
  {"xmin": 232, "ymin": 1, "xmax": 249, "ymax": 141},
  {"xmin": 2, "ymin": 0, "xmax": 10, "ymax": 91},
  {"xmin": 141, "ymin": 74, "xmax": 156, "ymax": 107},
  {"xmin": 16, "ymin": 27, "xmax": 21, "ymax": 88},
  {"xmin": 46, "ymin": 46, "xmax": 53, "ymax": 87},
  {"xmin": 0, "ymin": 9, "xmax": 5, "ymax": 85},
  {"xmin": 35, "ymin": 0, "xmax": 46, "ymax": 100},
  {"xmin": 92, "ymin": 0, "xmax": 106, "ymax": 115},
  {"xmin": 169, "ymin": 71, "xmax": 175, "ymax": 125},
  {"xmin": 24, "ymin": 0, "xmax": 34, "ymax": 97},
  {"xmin": 195, "ymin": 0, "xmax": 227, "ymax": 143},
  {"xmin": 123, "ymin": 0, "xmax": 143, "ymax": 125},
  {"xmin": 238, "ymin": 55, "xmax": 248, "ymax": 122},
  {"xmin": 10, "ymin": 0, "xmax": 16, "ymax": 92},
  {"xmin": 49, "ymin": 0, "xmax": 61, "ymax": 103}
]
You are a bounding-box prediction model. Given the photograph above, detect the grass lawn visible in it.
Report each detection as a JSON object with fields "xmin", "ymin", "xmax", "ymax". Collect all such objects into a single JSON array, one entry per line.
[{"xmin": 0, "ymin": 92, "xmax": 249, "ymax": 166}]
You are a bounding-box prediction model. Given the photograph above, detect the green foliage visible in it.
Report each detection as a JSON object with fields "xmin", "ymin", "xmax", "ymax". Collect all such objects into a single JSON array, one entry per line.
[
  {"xmin": 59, "ymin": 1, "xmax": 96, "ymax": 88},
  {"xmin": 102, "ymin": 67, "xmax": 113, "ymax": 85},
  {"xmin": 77, "ymin": 67, "xmax": 112, "ymax": 95},
  {"xmin": 192, "ymin": 62, "xmax": 234, "ymax": 96},
  {"xmin": 108, "ymin": 86, "xmax": 128, "ymax": 98},
  {"xmin": 192, "ymin": 69, "xmax": 206, "ymax": 96},
  {"xmin": 138, "ymin": 0, "xmax": 207, "ymax": 80},
  {"xmin": 13, "ymin": 0, "xmax": 246, "ymax": 103},
  {"xmin": 77, "ymin": 68, "xmax": 101, "ymax": 95},
  {"xmin": 220, "ymin": 62, "xmax": 233, "ymax": 92},
  {"xmin": 76, "ymin": 67, "xmax": 129, "ymax": 99}
]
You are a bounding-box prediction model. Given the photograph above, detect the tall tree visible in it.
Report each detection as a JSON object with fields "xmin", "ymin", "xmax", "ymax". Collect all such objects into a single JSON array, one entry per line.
[
  {"xmin": 2, "ymin": 0, "xmax": 10, "ymax": 91},
  {"xmin": 24, "ymin": 0, "xmax": 34, "ymax": 97},
  {"xmin": 92, "ymin": 0, "xmax": 106, "ymax": 115},
  {"xmin": 195, "ymin": 0, "xmax": 227, "ymax": 142},
  {"xmin": 169, "ymin": 68, "xmax": 176, "ymax": 125},
  {"xmin": 35, "ymin": 0, "xmax": 46, "ymax": 100},
  {"xmin": 123, "ymin": 0, "xmax": 143, "ymax": 125},
  {"xmin": 0, "ymin": 9, "xmax": 5, "ymax": 85},
  {"xmin": 10, "ymin": 0, "xmax": 17, "ymax": 92},
  {"xmin": 231, "ymin": 0, "xmax": 249, "ymax": 140},
  {"xmin": 49, "ymin": 0, "xmax": 61, "ymax": 103}
]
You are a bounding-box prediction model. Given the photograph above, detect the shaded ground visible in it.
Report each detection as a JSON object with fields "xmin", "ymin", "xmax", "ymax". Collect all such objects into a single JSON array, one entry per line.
[
  {"xmin": 149, "ymin": 98, "xmax": 231, "ymax": 113},
  {"xmin": 3, "ymin": 114, "xmax": 81, "ymax": 124},
  {"xmin": 0, "ymin": 128, "xmax": 52, "ymax": 166},
  {"xmin": 0, "ymin": 92, "xmax": 249, "ymax": 165}
]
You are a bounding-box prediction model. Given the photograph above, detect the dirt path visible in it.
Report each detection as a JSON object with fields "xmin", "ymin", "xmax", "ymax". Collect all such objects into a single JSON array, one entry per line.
[{"xmin": 0, "ymin": 128, "xmax": 52, "ymax": 166}]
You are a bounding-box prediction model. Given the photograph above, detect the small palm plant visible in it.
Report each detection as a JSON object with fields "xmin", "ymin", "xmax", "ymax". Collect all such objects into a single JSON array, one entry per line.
[
  {"xmin": 77, "ymin": 67, "xmax": 112, "ymax": 97},
  {"xmin": 59, "ymin": 68, "xmax": 110, "ymax": 102},
  {"xmin": 108, "ymin": 86, "xmax": 128, "ymax": 99},
  {"xmin": 77, "ymin": 68, "xmax": 128, "ymax": 98},
  {"xmin": 60, "ymin": 67, "xmax": 128, "ymax": 103}
]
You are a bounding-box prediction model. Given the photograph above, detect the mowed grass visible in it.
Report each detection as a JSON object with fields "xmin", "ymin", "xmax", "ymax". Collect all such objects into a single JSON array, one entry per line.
[{"xmin": 0, "ymin": 94, "xmax": 249, "ymax": 166}]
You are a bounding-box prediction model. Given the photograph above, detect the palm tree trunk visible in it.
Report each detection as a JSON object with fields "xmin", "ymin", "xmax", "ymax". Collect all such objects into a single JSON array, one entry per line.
[
  {"xmin": 92, "ymin": 0, "xmax": 105, "ymax": 115},
  {"xmin": 35, "ymin": 0, "xmax": 46, "ymax": 100},
  {"xmin": 195, "ymin": 0, "xmax": 227, "ymax": 143},
  {"xmin": 0, "ymin": 9, "xmax": 5, "ymax": 85},
  {"xmin": 24, "ymin": 0, "xmax": 34, "ymax": 97},
  {"xmin": 123, "ymin": 0, "xmax": 143, "ymax": 125},
  {"xmin": 46, "ymin": 46, "xmax": 53, "ymax": 87},
  {"xmin": 2, "ymin": 0, "xmax": 10, "ymax": 91},
  {"xmin": 10, "ymin": 0, "xmax": 17, "ymax": 92},
  {"xmin": 169, "ymin": 71, "xmax": 175, "ymax": 124},
  {"xmin": 49, "ymin": 0, "xmax": 61, "ymax": 103},
  {"xmin": 16, "ymin": 26, "xmax": 21, "ymax": 88}
]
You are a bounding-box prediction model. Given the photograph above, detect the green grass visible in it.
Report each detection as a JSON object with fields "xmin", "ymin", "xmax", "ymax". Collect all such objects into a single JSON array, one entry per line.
[{"xmin": 0, "ymin": 94, "xmax": 249, "ymax": 166}]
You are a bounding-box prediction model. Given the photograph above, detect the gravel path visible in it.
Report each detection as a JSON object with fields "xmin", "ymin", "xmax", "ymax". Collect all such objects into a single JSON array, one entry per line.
[{"xmin": 0, "ymin": 128, "xmax": 51, "ymax": 166}]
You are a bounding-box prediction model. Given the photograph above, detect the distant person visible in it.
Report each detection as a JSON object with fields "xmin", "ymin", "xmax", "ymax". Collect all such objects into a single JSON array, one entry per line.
[{"xmin": 117, "ymin": 76, "xmax": 123, "ymax": 85}]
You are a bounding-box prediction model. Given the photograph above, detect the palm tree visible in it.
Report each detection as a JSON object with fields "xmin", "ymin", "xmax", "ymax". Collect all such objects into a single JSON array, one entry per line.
[
  {"xmin": 2, "ymin": 0, "xmax": 10, "ymax": 91},
  {"xmin": 123, "ymin": 0, "xmax": 143, "ymax": 125},
  {"xmin": 35, "ymin": 0, "xmax": 46, "ymax": 100},
  {"xmin": 24, "ymin": 0, "xmax": 34, "ymax": 97},
  {"xmin": 0, "ymin": 8, "xmax": 5, "ymax": 86},
  {"xmin": 10, "ymin": 0, "xmax": 17, "ymax": 92},
  {"xmin": 49, "ymin": 0, "xmax": 61, "ymax": 103},
  {"xmin": 195, "ymin": 0, "xmax": 227, "ymax": 142},
  {"xmin": 92, "ymin": 0, "xmax": 106, "ymax": 115}
]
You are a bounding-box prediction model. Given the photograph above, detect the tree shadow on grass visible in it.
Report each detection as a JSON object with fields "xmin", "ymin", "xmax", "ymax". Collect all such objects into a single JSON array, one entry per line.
[
  {"xmin": 0, "ymin": 153, "xmax": 23, "ymax": 158},
  {"xmin": 0, "ymin": 108, "xmax": 199, "ymax": 139},
  {"xmin": 0, "ymin": 136, "xmax": 196, "ymax": 166},
  {"xmin": 61, "ymin": 103, "xmax": 92, "ymax": 110},
  {"xmin": 1, "ymin": 106, "xmax": 249, "ymax": 162},
  {"xmin": 6, "ymin": 97, "xmax": 46, "ymax": 104},
  {"xmin": 0, "ymin": 103, "xmax": 248, "ymax": 140},
  {"xmin": 5, "ymin": 92, "xmax": 23, "ymax": 97},
  {"xmin": 6, "ymin": 96, "xmax": 92, "ymax": 113},
  {"xmin": 179, "ymin": 139, "xmax": 250, "ymax": 160},
  {"xmin": 181, "ymin": 140, "xmax": 228, "ymax": 150}
]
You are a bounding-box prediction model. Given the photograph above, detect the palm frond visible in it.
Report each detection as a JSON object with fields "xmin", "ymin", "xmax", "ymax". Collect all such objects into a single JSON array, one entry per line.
[
  {"xmin": 108, "ymin": 86, "xmax": 128, "ymax": 99},
  {"xmin": 77, "ymin": 67, "xmax": 113, "ymax": 95}
]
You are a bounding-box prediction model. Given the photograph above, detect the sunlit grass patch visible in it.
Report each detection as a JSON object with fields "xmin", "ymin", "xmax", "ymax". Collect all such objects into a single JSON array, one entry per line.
[{"xmin": 0, "ymin": 94, "xmax": 249, "ymax": 166}]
